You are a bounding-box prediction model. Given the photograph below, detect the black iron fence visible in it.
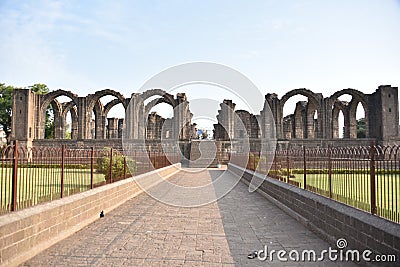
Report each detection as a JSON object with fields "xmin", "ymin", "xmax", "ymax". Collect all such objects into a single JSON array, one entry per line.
[
  {"xmin": 0, "ymin": 141, "xmax": 180, "ymax": 214},
  {"xmin": 230, "ymin": 144, "xmax": 400, "ymax": 224}
]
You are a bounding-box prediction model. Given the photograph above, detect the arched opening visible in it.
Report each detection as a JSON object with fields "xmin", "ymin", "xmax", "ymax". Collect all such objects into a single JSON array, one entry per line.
[
  {"xmin": 88, "ymin": 93, "xmax": 126, "ymax": 140},
  {"xmin": 65, "ymin": 111, "xmax": 72, "ymax": 139},
  {"xmin": 43, "ymin": 96, "xmax": 76, "ymax": 139},
  {"xmin": 356, "ymin": 102, "xmax": 366, "ymax": 138},
  {"xmin": 313, "ymin": 110, "xmax": 318, "ymax": 138},
  {"xmin": 44, "ymin": 104, "xmax": 54, "ymax": 139},
  {"xmin": 62, "ymin": 103, "xmax": 78, "ymax": 140},
  {"xmin": 106, "ymin": 102, "xmax": 125, "ymax": 139},
  {"xmin": 147, "ymin": 102, "xmax": 174, "ymax": 140},
  {"xmin": 329, "ymin": 89, "xmax": 369, "ymax": 139},
  {"xmin": 280, "ymin": 92, "xmax": 320, "ymax": 139},
  {"xmin": 90, "ymin": 110, "xmax": 96, "ymax": 139},
  {"xmin": 338, "ymin": 110, "xmax": 345, "ymax": 139},
  {"xmin": 39, "ymin": 90, "xmax": 78, "ymax": 140}
]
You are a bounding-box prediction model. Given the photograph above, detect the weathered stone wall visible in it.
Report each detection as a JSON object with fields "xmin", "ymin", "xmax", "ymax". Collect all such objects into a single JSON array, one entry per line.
[
  {"xmin": 214, "ymin": 85, "xmax": 400, "ymax": 148},
  {"xmin": 11, "ymin": 89, "xmax": 195, "ymax": 144}
]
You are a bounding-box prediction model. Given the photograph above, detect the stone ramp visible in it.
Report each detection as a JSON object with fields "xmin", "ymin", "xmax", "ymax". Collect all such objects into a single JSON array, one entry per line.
[{"xmin": 21, "ymin": 169, "xmax": 356, "ymax": 266}]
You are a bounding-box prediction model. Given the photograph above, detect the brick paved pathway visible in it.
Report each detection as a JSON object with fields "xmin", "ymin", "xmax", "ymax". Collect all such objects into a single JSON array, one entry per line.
[{"xmin": 22, "ymin": 169, "xmax": 356, "ymax": 266}]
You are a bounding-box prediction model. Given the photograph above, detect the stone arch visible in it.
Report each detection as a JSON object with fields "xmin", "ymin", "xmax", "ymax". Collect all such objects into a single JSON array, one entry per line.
[
  {"xmin": 329, "ymin": 89, "xmax": 369, "ymax": 138},
  {"xmin": 38, "ymin": 90, "xmax": 78, "ymax": 139},
  {"xmin": 280, "ymin": 89, "xmax": 321, "ymax": 107},
  {"xmin": 87, "ymin": 89, "xmax": 127, "ymax": 112},
  {"xmin": 139, "ymin": 89, "xmax": 176, "ymax": 107},
  {"xmin": 104, "ymin": 99, "xmax": 124, "ymax": 116},
  {"xmin": 40, "ymin": 90, "xmax": 78, "ymax": 115},
  {"xmin": 86, "ymin": 90, "xmax": 127, "ymax": 140},
  {"xmin": 144, "ymin": 98, "xmax": 174, "ymax": 115},
  {"xmin": 279, "ymin": 89, "xmax": 322, "ymax": 139},
  {"xmin": 40, "ymin": 99, "xmax": 62, "ymax": 139},
  {"xmin": 329, "ymin": 89, "xmax": 368, "ymax": 106}
]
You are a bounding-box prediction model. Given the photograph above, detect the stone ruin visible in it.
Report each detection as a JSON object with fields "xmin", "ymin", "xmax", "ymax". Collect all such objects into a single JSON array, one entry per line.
[{"xmin": 10, "ymin": 85, "xmax": 400, "ymax": 152}]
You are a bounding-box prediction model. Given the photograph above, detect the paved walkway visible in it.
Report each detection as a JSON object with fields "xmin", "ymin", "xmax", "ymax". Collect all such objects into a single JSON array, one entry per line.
[{"xmin": 22, "ymin": 169, "xmax": 356, "ymax": 266}]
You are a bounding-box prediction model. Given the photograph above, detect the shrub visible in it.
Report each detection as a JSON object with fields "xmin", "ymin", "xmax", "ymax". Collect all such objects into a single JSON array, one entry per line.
[{"xmin": 97, "ymin": 148, "xmax": 136, "ymax": 181}]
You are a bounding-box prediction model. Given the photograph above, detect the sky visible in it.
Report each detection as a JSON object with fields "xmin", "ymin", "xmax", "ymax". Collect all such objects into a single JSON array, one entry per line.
[{"xmin": 1, "ymin": 0, "xmax": 400, "ymax": 130}]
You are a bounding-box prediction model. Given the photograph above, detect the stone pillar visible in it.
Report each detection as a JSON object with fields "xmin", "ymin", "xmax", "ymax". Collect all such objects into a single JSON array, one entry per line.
[
  {"xmin": 173, "ymin": 93, "xmax": 191, "ymax": 141},
  {"xmin": 107, "ymin": 118, "xmax": 119, "ymax": 139},
  {"xmin": 294, "ymin": 101, "xmax": 306, "ymax": 139},
  {"xmin": 118, "ymin": 119, "xmax": 124, "ymax": 138},
  {"xmin": 217, "ymin": 100, "xmax": 236, "ymax": 140},
  {"xmin": 11, "ymin": 89, "xmax": 38, "ymax": 146},
  {"xmin": 53, "ymin": 103, "xmax": 63, "ymax": 139},
  {"xmin": 265, "ymin": 94, "xmax": 281, "ymax": 139},
  {"xmin": 318, "ymin": 98, "xmax": 328, "ymax": 139},
  {"xmin": 76, "ymin": 97, "xmax": 90, "ymax": 140},
  {"xmin": 94, "ymin": 113, "xmax": 105, "ymax": 139},
  {"xmin": 125, "ymin": 94, "xmax": 141, "ymax": 140}
]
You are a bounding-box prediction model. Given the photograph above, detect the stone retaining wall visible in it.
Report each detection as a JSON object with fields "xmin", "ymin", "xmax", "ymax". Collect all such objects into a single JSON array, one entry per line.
[
  {"xmin": 228, "ymin": 163, "xmax": 400, "ymax": 266},
  {"xmin": 0, "ymin": 163, "xmax": 181, "ymax": 267}
]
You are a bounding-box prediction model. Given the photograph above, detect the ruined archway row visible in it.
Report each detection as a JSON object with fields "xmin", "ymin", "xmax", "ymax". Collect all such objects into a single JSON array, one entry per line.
[
  {"xmin": 11, "ymin": 88, "xmax": 195, "ymax": 144},
  {"xmin": 214, "ymin": 85, "xmax": 399, "ymax": 146},
  {"xmin": 11, "ymin": 85, "xmax": 399, "ymax": 147}
]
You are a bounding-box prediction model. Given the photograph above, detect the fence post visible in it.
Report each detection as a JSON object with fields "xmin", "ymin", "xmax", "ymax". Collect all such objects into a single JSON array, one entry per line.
[
  {"xmin": 90, "ymin": 147, "xmax": 94, "ymax": 189},
  {"xmin": 61, "ymin": 144, "xmax": 65, "ymax": 198},
  {"xmin": 303, "ymin": 146, "xmax": 307, "ymax": 189},
  {"xmin": 274, "ymin": 150, "xmax": 277, "ymax": 178},
  {"xmin": 134, "ymin": 150, "xmax": 136, "ymax": 176},
  {"xmin": 11, "ymin": 140, "xmax": 18, "ymax": 211},
  {"xmin": 328, "ymin": 144, "xmax": 332, "ymax": 198},
  {"xmin": 123, "ymin": 156, "xmax": 127, "ymax": 179},
  {"xmin": 370, "ymin": 142, "xmax": 377, "ymax": 215},
  {"xmin": 286, "ymin": 146, "xmax": 290, "ymax": 183},
  {"xmin": 109, "ymin": 148, "xmax": 113, "ymax": 183}
]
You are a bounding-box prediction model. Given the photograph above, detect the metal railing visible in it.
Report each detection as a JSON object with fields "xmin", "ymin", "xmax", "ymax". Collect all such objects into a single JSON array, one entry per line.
[
  {"xmin": 231, "ymin": 144, "xmax": 400, "ymax": 224},
  {"xmin": 0, "ymin": 141, "xmax": 180, "ymax": 214}
]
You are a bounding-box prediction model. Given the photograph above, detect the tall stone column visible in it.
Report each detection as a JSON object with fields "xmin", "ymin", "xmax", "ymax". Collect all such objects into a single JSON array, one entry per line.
[
  {"xmin": 76, "ymin": 97, "xmax": 90, "ymax": 140},
  {"xmin": 173, "ymin": 93, "xmax": 190, "ymax": 141},
  {"xmin": 265, "ymin": 94, "xmax": 282, "ymax": 139},
  {"xmin": 125, "ymin": 94, "xmax": 141, "ymax": 140},
  {"xmin": 262, "ymin": 94, "xmax": 278, "ymax": 140}
]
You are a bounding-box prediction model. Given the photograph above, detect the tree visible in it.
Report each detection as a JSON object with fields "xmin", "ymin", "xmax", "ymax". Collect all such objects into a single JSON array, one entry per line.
[
  {"xmin": 0, "ymin": 84, "xmax": 15, "ymax": 142},
  {"xmin": 29, "ymin": 84, "xmax": 49, "ymax": 94},
  {"xmin": 0, "ymin": 83, "xmax": 51, "ymax": 143},
  {"xmin": 357, "ymin": 118, "xmax": 366, "ymax": 138}
]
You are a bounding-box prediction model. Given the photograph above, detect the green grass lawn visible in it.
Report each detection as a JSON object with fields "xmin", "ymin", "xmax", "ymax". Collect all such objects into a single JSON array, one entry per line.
[
  {"xmin": 290, "ymin": 173, "xmax": 400, "ymax": 222},
  {"xmin": 0, "ymin": 162, "xmax": 156, "ymax": 214},
  {"xmin": 0, "ymin": 167, "xmax": 106, "ymax": 213}
]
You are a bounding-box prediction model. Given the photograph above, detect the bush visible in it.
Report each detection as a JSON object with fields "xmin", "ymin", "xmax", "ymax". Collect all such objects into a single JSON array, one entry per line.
[{"xmin": 97, "ymin": 148, "xmax": 136, "ymax": 181}]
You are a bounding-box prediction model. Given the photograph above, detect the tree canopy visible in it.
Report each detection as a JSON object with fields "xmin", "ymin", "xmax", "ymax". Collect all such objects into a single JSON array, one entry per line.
[
  {"xmin": 357, "ymin": 118, "xmax": 366, "ymax": 138},
  {"xmin": 0, "ymin": 84, "xmax": 14, "ymax": 140}
]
